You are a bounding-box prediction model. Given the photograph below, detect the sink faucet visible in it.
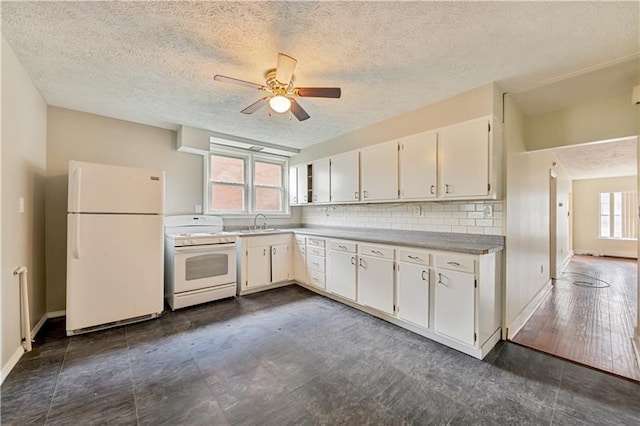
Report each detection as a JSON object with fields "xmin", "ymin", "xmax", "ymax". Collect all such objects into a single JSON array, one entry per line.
[{"xmin": 253, "ymin": 213, "xmax": 267, "ymax": 230}]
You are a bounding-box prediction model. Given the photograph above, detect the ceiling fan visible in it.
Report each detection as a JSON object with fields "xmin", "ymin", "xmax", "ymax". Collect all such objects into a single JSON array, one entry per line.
[{"xmin": 213, "ymin": 53, "xmax": 341, "ymax": 121}]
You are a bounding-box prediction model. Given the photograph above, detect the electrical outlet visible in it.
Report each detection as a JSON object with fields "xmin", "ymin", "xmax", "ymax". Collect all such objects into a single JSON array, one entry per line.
[
  {"xmin": 194, "ymin": 204, "xmax": 202, "ymax": 214},
  {"xmin": 540, "ymin": 265, "xmax": 544, "ymax": 274},
  {"xmin": 412, "ymin": 206, "xmax": 421, "ymax": 217}
]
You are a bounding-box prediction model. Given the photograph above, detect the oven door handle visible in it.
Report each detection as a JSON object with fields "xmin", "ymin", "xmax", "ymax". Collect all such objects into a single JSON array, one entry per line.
[{"xmin": 174, "ymin": 243, "xmax": 236, "ymax": 254}]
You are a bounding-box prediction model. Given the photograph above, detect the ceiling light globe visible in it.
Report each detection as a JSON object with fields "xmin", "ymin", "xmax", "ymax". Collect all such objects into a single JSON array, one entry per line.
[{"xmin": 269, "ymin": 95, "xmax": 291, "ymax": 113}]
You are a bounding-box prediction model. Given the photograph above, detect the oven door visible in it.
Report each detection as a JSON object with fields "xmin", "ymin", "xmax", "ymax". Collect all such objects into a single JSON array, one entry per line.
[{"xmin": 173, "ymin": 243, "xmax": 237, "ymax": 293}]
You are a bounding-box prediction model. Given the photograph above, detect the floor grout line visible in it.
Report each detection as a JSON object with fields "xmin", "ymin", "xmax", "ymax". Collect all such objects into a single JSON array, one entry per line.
[
  {"xmin": 548, "ymin": 360, "xmax": 566, "ymax": 426},
  {"xmin": 42, "ymin": 336, "xmax": 71, "ymax": 425},
  {"xmin": 123, "ymin": 326, "xmax": 141, "ymax": 426}
]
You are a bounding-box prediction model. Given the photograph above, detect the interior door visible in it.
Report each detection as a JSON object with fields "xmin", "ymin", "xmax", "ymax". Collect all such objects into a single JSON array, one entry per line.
[{"xmin": 66, "ymin": 213, "xmax": 163, "ymax": 332}]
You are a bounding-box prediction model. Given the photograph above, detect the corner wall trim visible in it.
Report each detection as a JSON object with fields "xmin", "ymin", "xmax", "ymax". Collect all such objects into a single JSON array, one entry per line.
[
  {"xmin": 506, "ymin": 279, "xmax": 553, "ymax": 340},
  {"xmin": 0, "ymin": 346, "xmax": 24, "ymax": 385},
  {"xmin": 30, "ymin": 314, "xmax": 47, "ymax": 340},
  {"xmin": 47, "ymin": 310, "xmax": 66, "ymax": 319}
]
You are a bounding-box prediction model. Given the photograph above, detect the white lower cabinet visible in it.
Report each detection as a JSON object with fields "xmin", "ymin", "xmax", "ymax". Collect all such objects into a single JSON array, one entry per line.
[
  {"xmin": 327, "ymin": 248, "xmax": 357, "ymax": 300},
  {"xmin": 293, "ymin": 237, "xmax": 306, "ymax": 282},
  {"xmin": 239, "ymin": 234, "xmax": 292, "ymax": 294},
  {"xmin": 397, "ymin": 261, "xmax": 430, "ymax": 329},
  {"xmin": 433, "ymin": 268, "xmax": 475, "ymax": 345},
  {"xmin": 357, "ymin": 250, "xmax": 395, "ymax": 315},
  {"xmin": 305, "ymin": 238, "xmax": 326, "ymax": 289}
]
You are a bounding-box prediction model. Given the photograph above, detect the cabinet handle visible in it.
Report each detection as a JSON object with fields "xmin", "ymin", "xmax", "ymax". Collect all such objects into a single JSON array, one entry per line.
[
  {"xmin": 263, "ymin": 248, "xmax": 267, "ymax": 256},
  {"xmin": 304, "ymin": 195, "xmax": 308, "ymax": 202},
  {"xmin": 408, "ymin": 255, "xmax": 423, "ymax": 262},
  {"xmin": 430, "ymin": 185, "xmax": 435, "ymax": 195},
  {"xmin": 422, "ymin": 270, "xmax": 428, "ymax": 281},
  {"xmin": 437, "ymin": 273, "xmax": 447, "ymax": 286},
  {"xmin": 446, "ymin": 261, "xmax": 461, "ymax": 267},
  {"xmin": 338, "ymin": 244, "xmax": 347, "ymax": 250},
  {"xmin": 354, "ymin": 191, "xmax": 359, "ymax": 199},
  {"xmin": 445, "ymin": 184, "xmax": 451, "ymax": 194},
  {"xmin": 293, "ymin": 196, "xmax": 297, "ymax": 203},
  {"xmin": 363, "ymin": 190, "xmax": 369, "ymax": 199},
  {"xmin": 371, "ymin": 250, "xmax": 383, "ymax": 256},
  {"xmin": 313, "ymin": 262, "xmax": 320, "ymax": 267},
  {"xmin": 273, "ymin": 247, "xmax": 277, "ymax": 255},
  {"xmin": 313, "ymin": 195, "xmax": 317, "ymax": 201},
  {"xmin": 359, "ymin": 258, "xmax": 366, "ymax": 268},
  {"xmin": 351, "ymin": 256, "xmax": 356, "ymax": 265}
]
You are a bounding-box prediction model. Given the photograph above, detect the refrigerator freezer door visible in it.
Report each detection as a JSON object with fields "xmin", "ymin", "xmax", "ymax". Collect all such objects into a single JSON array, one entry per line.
[
  {"xmin": 66, "ymin": 214, "xmax": 164, "ymax": 332},
  {"xmin": 68, "ymin": 160, "xmax": 165, "ymax": 214}
]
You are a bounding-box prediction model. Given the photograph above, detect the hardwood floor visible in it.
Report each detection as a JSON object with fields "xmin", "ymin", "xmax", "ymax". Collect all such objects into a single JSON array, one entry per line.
[{"xmin": 513, "ymin": 255, "xmax": 640, "ymax": 382}]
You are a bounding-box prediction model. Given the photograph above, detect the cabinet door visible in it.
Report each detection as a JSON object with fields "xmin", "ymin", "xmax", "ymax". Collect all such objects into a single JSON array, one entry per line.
[
  {"xmin": 357, "ymin": 256, "xmax": 394, "ymax": 314},
  {"xmin": 330, "ymin": 152, "xmax": 360, "ymax": 203},
  {"xmin": 439, "ymin": 118, "xmax": 490, "ymax": 198},
  {"xmin": 327, "ymin": 250, "xmax": 357, "ymax": 301},
  {"xmin": 296, "ymin": 164, "xmax": 308, "ymax": 204},
  {"xmin": 400, "ymin": 131, "xmax": 437, "ymax": 199},
  {"xmin": 434, "ymin": 268, "xmax": 475, "ymax": 345},
  {"xmin": 289, "ymin": 167, "xmax": 298, "ymax": 205},
  {"xmin": 360, "ymin": 142, "xmax": 399, "ymax": 201},
  {"xmin": 311, "ymin": 158, "xmax": 330, "ymax": 203},
  {"xmin": 271, "ymin": 243, "xmax": 291, "ymax": 283},
  {"xmin": 397, "ymin": 262, "xmax": 429, "ymax": 328},
  {"xmin": 293, "ymin": 240, "xmax": 306, "ymax": 282},
  {"xmin": 247, "ymin": 246, "xmax": 271, "ymax": 288}
]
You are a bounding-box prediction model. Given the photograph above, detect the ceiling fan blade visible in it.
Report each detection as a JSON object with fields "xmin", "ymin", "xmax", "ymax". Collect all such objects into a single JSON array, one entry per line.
[
  {"xmin": 241, "ymin": 97, "xmax": 269, "ymax": 114},
  {"xmin": 214, "ymin": 74, "xmax": 265, "ymax": 90},
  {"xmin": 296, "ymin": 87, "xmax": 342, "ymax": 98},
  {"xmin": 290, "ymin": 98, "xmax": 310, "ymax": 121},
  {"xmin": 275, "ymin": 53, "xmax": 297, "ymax": 85}
]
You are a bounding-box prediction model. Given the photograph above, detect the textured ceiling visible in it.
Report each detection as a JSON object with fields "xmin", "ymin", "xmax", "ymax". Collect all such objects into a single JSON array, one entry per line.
[
  {"xmin": 553, "ymin": 137, "xmax": 638, "ymax": 180},
  {"xmin": 1, "ymin": 2, "xmax": 639, "ymax": 149}
]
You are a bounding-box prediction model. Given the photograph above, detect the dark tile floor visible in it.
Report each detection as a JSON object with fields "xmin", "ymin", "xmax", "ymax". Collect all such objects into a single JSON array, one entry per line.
[{"xmin": 2, "ymin": 285, "xmax": 639, "ymax": 425}]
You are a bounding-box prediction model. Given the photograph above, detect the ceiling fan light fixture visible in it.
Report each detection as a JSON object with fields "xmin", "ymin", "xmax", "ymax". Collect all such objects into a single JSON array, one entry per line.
[{"xmin": 269, "ymin": 95, "xmax": 291, "ymax": 113}]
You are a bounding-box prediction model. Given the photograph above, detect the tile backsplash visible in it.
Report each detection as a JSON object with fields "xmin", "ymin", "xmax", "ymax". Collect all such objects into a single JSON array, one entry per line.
[{"xmin": 300, "ymin": 201, "xmax": 504, "ymax": 235}]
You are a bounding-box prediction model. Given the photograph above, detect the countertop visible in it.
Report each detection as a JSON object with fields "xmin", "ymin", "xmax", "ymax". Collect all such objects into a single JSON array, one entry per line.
[{"xmin": 233, "ymin": 225, "xmax": 504, "ymax": 255}]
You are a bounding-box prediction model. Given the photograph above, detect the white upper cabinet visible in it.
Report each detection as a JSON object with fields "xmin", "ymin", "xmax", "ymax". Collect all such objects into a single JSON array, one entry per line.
[
  {"xmin": 399, "ymin": 131, "xmax": 438, "ymax": 199},
  {"xmin": 439, "ymin": 118, "xmax": 491, "ymax": 199},
  {"xmin": 330, "ymin": 151, "xmax": 360, "ymax": 203},
  {"xmin": 289, "ymin": 167, "xmax": 298, "ymax": 205},
  {"xmin": 296, "ymin": 164, "xmax": 309, "ymax": 204},
  {"xmin": 311, "ymin": 158, "xmax": 330, "ymax": 203},
  {"xmin": 360, "ymin": 142, "xmax": 399, "ymax": 201}
]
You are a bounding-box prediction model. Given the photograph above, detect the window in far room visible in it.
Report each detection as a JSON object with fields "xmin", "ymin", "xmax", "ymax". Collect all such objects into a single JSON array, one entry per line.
[{"xmin": 599, "ymin": 191, "xmax": 637, "ymax": 240}]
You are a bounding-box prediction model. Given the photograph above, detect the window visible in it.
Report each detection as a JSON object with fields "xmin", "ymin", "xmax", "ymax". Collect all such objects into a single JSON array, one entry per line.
[
  {"xmin": 599, "ymin": 191, "xmax": 637, "ymax": 240},
  {"xmin": 206, "ymin": 147, "xmax": 288, "ymax": 215}
]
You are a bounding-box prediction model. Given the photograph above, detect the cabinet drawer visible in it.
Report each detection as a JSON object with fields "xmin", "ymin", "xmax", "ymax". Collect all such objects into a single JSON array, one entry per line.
[
  {"xmin": 434, "ymin": 253, "xmax": 476, "ymax": 273},
  {"xmin": 359, "ymin": 244, "xmax": 394, "ymax": 259},
  {"xmin": 329, "ymin": 240, "xmax": 356, "ymax": 253},
  {"xmin": 307, "ymin": 254, "xmax": 325, "ymax": 273},
  {"xmin": 397, "ymin": 249, "xmax": 430, "ymax": 266},
  {"xmin": 307, "ymin": 246, "xmax": 325, "ymax": 257},
  {"xmin": 295, "ymin": 236, "xmax": 306, "ymax": 245},
  {"xmin": 308, "ymin": 269, "xmax": 325, "ymax": 288},
  {"xmin": 307, "ymin": 238, "xmax": 326, "ymax": 248}
]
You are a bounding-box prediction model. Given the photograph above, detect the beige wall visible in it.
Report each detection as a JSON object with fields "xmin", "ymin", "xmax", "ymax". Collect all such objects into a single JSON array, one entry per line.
[
  {"xmin": 572, "ymin": 176, "xmax": 637, "ymax": 258},
  {"xmin": 292, "ymin": 83, "xmax": 497, "ymax": 165},
  {"xmin": 1, "ymin": 37, "xmax": 48, "ymax": 374},
  {"xmin": 45, "ymin": 108, "xmax": 204, "ymax": 311},
  {"xmin": 504, "ymin": 96, "xmax": 571, "ymax": 332},
  {"xmin": 525, "ymin": 94, "xmax": 638, "ymax": 151}
]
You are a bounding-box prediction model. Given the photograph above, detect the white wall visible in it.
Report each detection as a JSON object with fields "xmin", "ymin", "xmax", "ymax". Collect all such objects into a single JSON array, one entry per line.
[
  {"xmin": 504, "ymin": 96, "xmax": 569, "ymax": 334},
  {"xmin": 1, "ymin": 36, "xmax": 48, "ymax": 378},
  {"xmin": 555, "ymin": 168, "xmax": 572, "ymax": 273},
  {"xmin": 45, "ymin": 107, "xmax": 204, "ymax": 312},
  {"xmin": 572, "ymin": 176, "xmax": 638, "ymax": 258}
]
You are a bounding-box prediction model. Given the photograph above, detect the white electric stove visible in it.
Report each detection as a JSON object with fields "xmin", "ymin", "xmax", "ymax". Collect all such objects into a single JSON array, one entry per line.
[{"xmin": 164, "ymin": 215, "xmax": 238, "ymax": 310}]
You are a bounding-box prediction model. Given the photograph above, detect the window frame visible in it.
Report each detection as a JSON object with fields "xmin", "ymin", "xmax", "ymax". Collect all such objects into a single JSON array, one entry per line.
[
  {"xmin": 205, "ymin": 146, "xmax": 290, "ymax": 217},
  {"xmin": 598, "ymin": 190, "xmax": 638, "ymax": 241}
]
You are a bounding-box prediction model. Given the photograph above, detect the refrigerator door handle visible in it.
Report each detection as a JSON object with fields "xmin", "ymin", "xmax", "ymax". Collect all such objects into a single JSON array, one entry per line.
[
  {"xmin": 73, "ymin": 214, "xmax": 81, "ymax": 259},
  {"xmin": 73, "ymin": 166, "xmax": 82, "ymax": 212}
]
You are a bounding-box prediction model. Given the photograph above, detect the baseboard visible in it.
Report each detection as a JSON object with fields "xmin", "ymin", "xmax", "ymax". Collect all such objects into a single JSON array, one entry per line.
[
  {"xmin": 506, "ymin": 279, "xmax": 552, "ymax": 340},
  {"xmin": 47, "ymin": 310, "xmax": 66, "ymax": 318},
  {"xmin": 573, "ymin": 250, "xmax": 637, "ymax": 259},
  {"xmin": 0, "ymin": 346, "xmax": 24, "ymax": 385},
  {"xmin": 558, "ymin": 252, "xmax": 573, "ymax": 275},
  {"xmin": 30, "ymin": 314, "xmax": 48, "ymax": 339}
]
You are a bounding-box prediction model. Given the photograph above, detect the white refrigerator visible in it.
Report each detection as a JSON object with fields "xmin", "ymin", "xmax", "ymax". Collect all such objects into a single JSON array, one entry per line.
[{"xmin": 66, "ymin": 160, "xmax": 165, "ymax": 335}]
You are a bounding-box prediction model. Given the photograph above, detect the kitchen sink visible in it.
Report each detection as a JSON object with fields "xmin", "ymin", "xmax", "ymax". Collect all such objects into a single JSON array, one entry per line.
[{"xmin": 236, "ymin": 228, "xmax": 281, "ymax": 234}]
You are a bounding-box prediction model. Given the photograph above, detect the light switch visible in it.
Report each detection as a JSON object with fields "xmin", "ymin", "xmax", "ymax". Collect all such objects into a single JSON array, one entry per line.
[
  {"xmin": 19, "ymin": 197, "xmax": 25, "ymax": 213},
  {"xmin": 412, "ymin": 206, "xmax": 421, "ymax": 217}
]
